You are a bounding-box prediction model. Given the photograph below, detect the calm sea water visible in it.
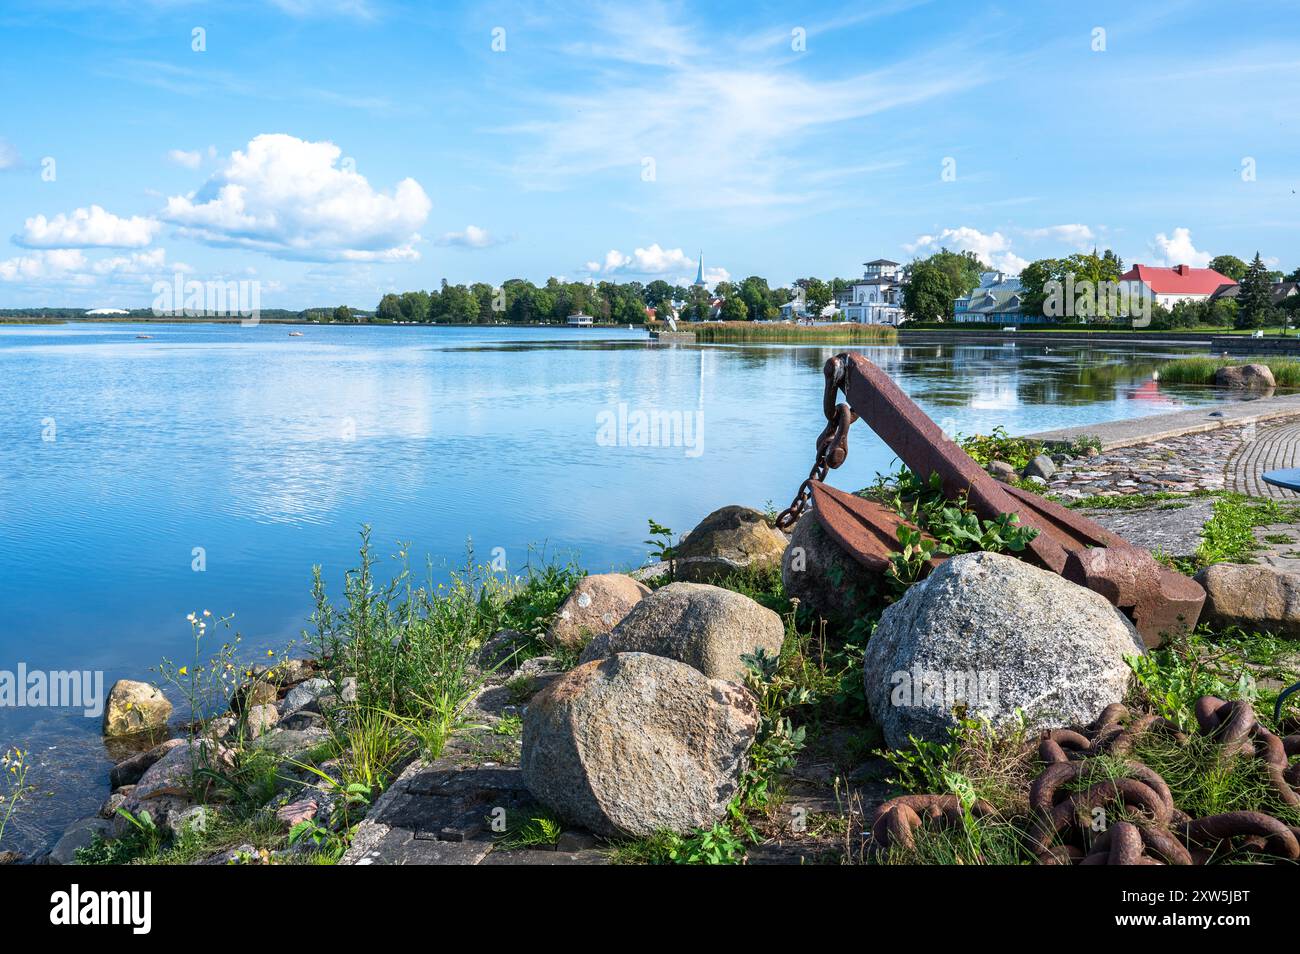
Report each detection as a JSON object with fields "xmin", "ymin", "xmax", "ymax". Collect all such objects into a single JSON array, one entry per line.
[{"xmin": 0, "ymin": 322, "xmax": 1233, "ymax": 850}]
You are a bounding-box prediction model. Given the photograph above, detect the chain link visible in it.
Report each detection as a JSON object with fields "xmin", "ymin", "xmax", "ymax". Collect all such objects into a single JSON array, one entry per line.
[{"xmin": 775, "ymin": 355, "xmax": 856, "ymax": 531}]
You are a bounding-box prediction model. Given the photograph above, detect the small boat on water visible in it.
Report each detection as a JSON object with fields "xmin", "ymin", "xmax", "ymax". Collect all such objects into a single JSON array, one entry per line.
[
  {"xmin": 135, "ymin": 334, "xmax": 153, "ymax": 339},
  {"xmin": 288, "ymin": 331, "xmax": 304, "ymax": 336}
]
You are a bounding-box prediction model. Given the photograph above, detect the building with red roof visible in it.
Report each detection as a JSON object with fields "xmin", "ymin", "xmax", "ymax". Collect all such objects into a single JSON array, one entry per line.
[{"xmin": 1120, "ymin": 263, "xmax": 1236, "ymax": 307}]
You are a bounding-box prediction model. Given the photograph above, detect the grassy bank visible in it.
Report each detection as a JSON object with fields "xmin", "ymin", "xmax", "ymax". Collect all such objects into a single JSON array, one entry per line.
[
  {"xmin": 1157, "ymin": 356, "xmax": 1300, "ymax": 387},
  {"xmin": 653, "ymin": 321, "xmax": 897, "ymax": 344}
]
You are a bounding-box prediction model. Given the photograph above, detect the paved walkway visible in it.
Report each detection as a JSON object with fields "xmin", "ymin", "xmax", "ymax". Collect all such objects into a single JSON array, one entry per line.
[
  {"xmin": 1228, "ymin": 418, "xmax": 1300, "ymax": 499},
  {"xmin": 1030, "ymin": 393, "xmax": 1300, "ymax": 451}
]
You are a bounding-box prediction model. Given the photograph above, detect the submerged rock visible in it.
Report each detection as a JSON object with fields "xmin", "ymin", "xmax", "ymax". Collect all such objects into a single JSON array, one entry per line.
[
  {"xmin": 547, "ymin": 573, "xmax": 650, "ymax": 649},
  {"xmin": 671, "ymin": 505, "xmax": 788, "ymax": 582},
  {"xmin": 102, "ymin": 680, "xmax": 172, "ymax": 737},
  {"xmin": 579, "ymin": 581, "xmax": 784, "ymax": 682},
  {"xmin": 521, "ymin": 653, "xmax": 758, "ymax": 837},
  {"xmin": 864, "ymin": 551, "xmax": 1144, "ymax": 748}
]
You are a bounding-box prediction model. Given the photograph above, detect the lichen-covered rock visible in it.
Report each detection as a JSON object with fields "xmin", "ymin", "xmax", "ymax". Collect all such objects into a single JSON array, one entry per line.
[
  {"xmin": 547, "ymin": 573, "xmax": 650, "ymax": 649},
  {"xmin": 1215, "ymin": 363, "xmax": 1275, "ymax": 389},
  {"xmin": 282, "ymin": 677, "xmax": 331, "ymax": 713},
  {"xmin": 102, "ymin": 679, "xmax": 172, "ymax": 737},
  {"xmin": 109, "ymin": 737, "xmax": 185, "ymax": 789},
  {"xmin": 1195, "ymin": 563, "xmax": 1300, "ymax": 638},
  {"xmin": 780, "ymin": 512, "xmax": 880, "ymax": 631},
  {"xmin": 671, "ymin": 505, "xmax": 789, "ymax": 582},
  {"xmin": 521, "ymin": 653, "xmax": 758, "ymax": 837},
  {"xmin": 579, "ymin": 581, "xmax": 784, "ymax": 683},
  {"xmin": 864, "ymin": 551, "xmax": 1145, "ymax": 748},
  {"xmin": 245, "ymin": 703, "xmax": 280, "ymax": 739}
]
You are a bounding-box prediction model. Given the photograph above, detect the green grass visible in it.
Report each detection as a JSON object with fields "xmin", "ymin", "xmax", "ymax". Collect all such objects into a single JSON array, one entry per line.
[
  {"xmin": 1157, "ymin": 356, "xmax": 1300, "ymax": 387},
  {"xmin": 1195, "ymin": 493, "xmax": 1300, "ymax": 567}
]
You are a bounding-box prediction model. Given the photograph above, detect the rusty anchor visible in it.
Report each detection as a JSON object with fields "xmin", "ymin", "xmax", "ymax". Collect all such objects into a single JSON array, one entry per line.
[{"xmin": 777, "ymin": 352, "xmax": 1204, "ymax": 646}]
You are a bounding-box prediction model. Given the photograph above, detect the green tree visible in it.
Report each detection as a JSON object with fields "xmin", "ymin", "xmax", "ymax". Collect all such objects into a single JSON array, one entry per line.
[
  {"xmin": 375, "ymin": 293, "xmax": 402, "ymax": 323},
  {"xmin": 332, "ymin": 305, "xmax": 354, "ymax": 323},
  {"xmin": 1209, "ymin": 254, "xmax": 1249, "ymax": 282},
  {"xmin": 1237, "ymin": 252, "xmax": 1276, "ymax": 329},
  {"xmin": 719, "ymin": 295, "xmax": 748, "ymax": 322}
]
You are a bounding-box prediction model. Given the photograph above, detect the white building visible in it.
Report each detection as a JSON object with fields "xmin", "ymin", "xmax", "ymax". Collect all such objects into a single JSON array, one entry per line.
[{"xmin": 838, "ymin": 259, "xmax": 905, "ymax": 325}]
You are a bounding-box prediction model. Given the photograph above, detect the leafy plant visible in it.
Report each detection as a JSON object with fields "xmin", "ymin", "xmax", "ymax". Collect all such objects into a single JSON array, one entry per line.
[
  {"xmin": 644, "ymin": 518, "xmax": 676, "ymax": 578},
  {"xmin": 958, "ymin": 426, "xmax": 1044, "ymax": 469},
  {"xmin": 0, "ymin": 746, "xmax": 31, "ymax": 850}
]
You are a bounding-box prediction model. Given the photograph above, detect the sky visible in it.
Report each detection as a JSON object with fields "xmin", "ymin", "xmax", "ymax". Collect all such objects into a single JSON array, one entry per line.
[{"xmin": 0, "ymin": 0, "xmax": 1297, "ymax": 309}]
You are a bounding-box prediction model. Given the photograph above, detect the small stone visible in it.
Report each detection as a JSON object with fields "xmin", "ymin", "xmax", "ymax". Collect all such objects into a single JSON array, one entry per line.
[
  {"xmin": 671, "ymin": 505, "xmax": 789, "ymax": 583},
  {"xmin": 283, "ymin": 677, "xmax": 332, "ymax": 713},
  {"xmin": 547, "ymin": 574, "xmax": 650, "ymax": 649},
  {"xmin": 276, "ymin": 797, "xmax": 320, "ymax": 829},
  {"xmin": 109, "ymin": 737, "xmax": 185, "ymax": 789},
  {"xmin": 49, "ymin": 817, "xmax": 112, "ymax": 865},
  {"xmin": 581, "ymin": 581, "xmax": 784, "ymax": 683},
  {"xmin": 245, "ymin": 703, "xmax": 279, "ymax": 739},
  {"xmin": 1195, "ymin": 563, "xmax": 1300, "ymax": 638},
  {"xmin": 102, "ymin": 680, "xmax": 172, "ymax": 737},
  {"xmin": 987, "ymin": 460, "xmax": 1017, "ymax": 483},
  {"xmin": 1021, "ymin": 454, "xmax": 1057, "ymax": 481}
]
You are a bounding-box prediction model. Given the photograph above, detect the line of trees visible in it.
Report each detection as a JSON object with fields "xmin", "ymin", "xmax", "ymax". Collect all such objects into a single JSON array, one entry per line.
[{"xmin": 367, "ymin": 276, "xmax": 817, "ymax": 325}]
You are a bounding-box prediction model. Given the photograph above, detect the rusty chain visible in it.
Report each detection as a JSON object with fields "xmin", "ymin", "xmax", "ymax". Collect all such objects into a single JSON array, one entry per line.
[
  {"xmin": 775, "ymin": 354, "xmax": 857, "ymax": 531},
  {"xmin": 870, "ymin": 696, "xmax": 1300, "ymax": 864}
]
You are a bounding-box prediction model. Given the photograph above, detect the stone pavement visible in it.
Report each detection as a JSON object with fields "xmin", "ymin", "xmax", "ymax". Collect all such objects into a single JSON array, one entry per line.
[{"xmin": 1229, "ymin": 418, "xmax": 1300, "ymax": 500}]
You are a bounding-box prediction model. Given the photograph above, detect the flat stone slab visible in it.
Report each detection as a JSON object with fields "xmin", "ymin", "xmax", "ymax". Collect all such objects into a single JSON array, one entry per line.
[{"xmin": 1084, "ymin": 498, "xmax": 1216, "ymax": 558}]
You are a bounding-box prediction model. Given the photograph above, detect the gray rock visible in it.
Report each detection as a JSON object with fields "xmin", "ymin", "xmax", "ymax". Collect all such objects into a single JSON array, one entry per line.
[
  {"xmin": 863, "ymin": 551, "xmax": 1145, "ymax": 748},
  {"xmin": 780, "ymin": 512, "xmax": 881, "ymax": 631},
  {"xmin": 166, "ymin": 804, "xmax": 216, "ymax": 839},
  {"xmin": 988, "ymin": 460, "xmax": 1018, "ymax": 483},
  {"xmin": 476, "ymin": 629, "xmax": 528, "ymax": 670},
  {"xmin": 283, "ymin": 677, "xmax": 332, "ymax": 713},
  {"xmin": 109, "ymin": 737, "xmax": 185, "ymax": 789},
  {"xmin": 671, "ymin": 505, "xmax": 789, "ymax": 583},
  {"xmin": 581, "ymin": 581, "xmax": 784, "ymax": 683},
  {"xmin": 130, "ymin": 739, "xmax": 232, "ymax": 801},
  {"xmin": 254, "ymin": 658, "xmax": 316, "ymax": 686},
  {"xmin": 49, "ymin": 817, "xmax": 111, "ymax": 865},
  {"xmin": 521, "ymin": 653, "xmax": 759, "ymax": 837},
  {"xmin": 547, "ymin": 573, "xmax": 650, "ymax": 649},
  {"xmin": 102, "ymin": 679, "xmax": 172, "ymax": 737},
  {"xmin": 231, "ymin": 677, "xmax": 279, "ymax": 714},
  {"xmin": 252, "ymin": 727, "xmax": 331, "ymax": 758},
  {"xmin": 1195, "ymin": 563, "xmax": 1300, "ymax": 638},
  {"xmin": 281, "ymin": 709, "xmax": 326, "ymax": 731},
  {"xmin": 1022, "ymin": 454, "xmax": 1057, "ymax": 481}
]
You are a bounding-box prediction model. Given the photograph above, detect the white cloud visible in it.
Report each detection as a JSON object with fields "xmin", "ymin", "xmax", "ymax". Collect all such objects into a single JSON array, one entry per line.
[
  {"xmin": 1025, "ymin": 224, "xmax": 1095, "ymax": 249},
  {"xmin": 1150, "ymin": 227, "xmax": 1211, "ymax": 268},
  {"xmin": 162, "ymin": 134, "xmax": 430, "ymax": 262},
  {"xmin": 504, "ymin": 5, "xmax": 990, "ymax": 212},
  {"xmin": 905, "ymin": 227, "xmax": 1028, "ymax": 274},
  {"xmin": 436, "ymin": 225, "xmax": 503, "ymax": 249},
  {"xmin": 591, "ymin": 244, "xmax": 698, "ymax": 275},
  {"xmin": 16, "ymin": 205, "xmax": 161, "ymax": 249},
  {"xmin": 0, "ymin": 139, "xmax": 19, "ymax": 171},
  {"xmin": 167, "ymin": 148, "xmax": 203, "ymax": 169},
  {"xmin": 0, "ymin": 247, "xmax": 185, "ymax": 285}
]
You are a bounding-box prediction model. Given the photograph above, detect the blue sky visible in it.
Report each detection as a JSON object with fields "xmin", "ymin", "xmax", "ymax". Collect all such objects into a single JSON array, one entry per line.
[{"xmin": 1, "ymin": 0, "xmax": 1297, "ymax": 308}]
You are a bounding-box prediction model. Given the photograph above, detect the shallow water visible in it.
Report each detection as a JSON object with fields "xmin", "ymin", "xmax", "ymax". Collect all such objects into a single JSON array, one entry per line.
[{"xmin": 0, "ymin": 322, "xmax": 1239, "ymax": 851}]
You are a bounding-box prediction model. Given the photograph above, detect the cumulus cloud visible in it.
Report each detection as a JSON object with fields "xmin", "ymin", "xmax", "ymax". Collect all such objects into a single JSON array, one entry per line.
[
  {"xmin": 161, "ymin": 134, "xmax": 430, "ymax": 262},
  {"xmin": 0, "ymin": 247, "xmax": 184, "ymax": 284},
  {"xmin": 1150, "ymin": 227, "xmax": 1211, "ymax": 267},
  {"xmin": 905, "ymin": 227, "xmax": 1028, "ymax": 274},
  {"xmin": 436, "ymin": 225, "xmax": 504, "ymax": 249},
  {"xmin": 167, "ymin": 148, "xmax": 203, "ymax": 169},
  {"xmin": 590, "ymin": 243, "xmax": 698, "ymax": 275},
  {"xmin": 16, "ymin": 205, "xmax": 161, "ymax": 249},
  {"xmin": 1025, "ymin": 224, "xmax": 1095, "ymax": 249}
]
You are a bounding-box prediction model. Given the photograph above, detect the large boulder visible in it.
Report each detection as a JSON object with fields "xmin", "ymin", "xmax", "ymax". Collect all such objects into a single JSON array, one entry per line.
[
  {"xmin": 1195, "ymin": 563, "xmax": 1300, "ymax": 638},
  {"xmin": 579, "ymin": 581, "xmax": 784, "ymax": 683},
  {"xmin": 864, "ymin": 551, "xmax": 1145, "ymax": 748},
  {"xmin": 547, "ymin": 573, "xmax": 650, "ymax": 649},
  {"xmin": 671, "ymin": 505, "xmax": 788, "ymax": 582},
  {"xmin": 781, "ymin": 513, "xmax": 881, "ymax": 631},
  {"xmin": 102, "ymin": 679, "xmax": 172, "ymax": 737},
  {"xmin": 1215, "ymin": 363, "xmax": 1275, "ymax": 389},
  {"xmin": 109, "ymin": 737, "xmax": 186, "ymax": 789},
  {"xmin": 521, "ymin": 652, "xmax": 759, "ymax": 837}
]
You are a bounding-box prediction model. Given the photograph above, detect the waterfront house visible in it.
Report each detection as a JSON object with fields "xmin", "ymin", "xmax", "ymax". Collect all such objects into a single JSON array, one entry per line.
[
  {"xmin": 1209, "ymin": 280, "xmax": 1299, "ymax": 307},
  {"xmin": 953, "ymin": 271, "xmax": 1032, "ymax": 324},
  {"xmin": 566, "ymin": 313, "xmax": 594, "ymax": 326},
  {"xmin": 838, "ymin": 259, "xmax": 906, "ymax": 325},
  {"xmin": 1119, "ymin": 264, "xmax": 1235, "ymax": 308}
]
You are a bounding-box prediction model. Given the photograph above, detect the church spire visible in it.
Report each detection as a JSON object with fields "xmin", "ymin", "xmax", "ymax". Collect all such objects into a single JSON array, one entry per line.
[{"xmin": 693, "ymin": 251, "xmax": 705, "ymax": 287}]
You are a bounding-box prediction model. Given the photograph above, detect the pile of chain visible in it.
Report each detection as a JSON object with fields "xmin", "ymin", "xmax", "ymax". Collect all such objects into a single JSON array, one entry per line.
[
  {"xmin": 871, "ymin": 697, "xmax": 1300, "ymax": 864},
  {"xmin": 775, "ymin": 356, "xmax": 855, "ymax": 531}
]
